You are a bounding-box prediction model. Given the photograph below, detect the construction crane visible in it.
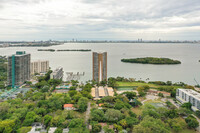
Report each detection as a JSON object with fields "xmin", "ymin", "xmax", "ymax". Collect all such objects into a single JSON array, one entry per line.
[{"xmin": 194, "ymin": 78, "xmax": 200, "ymax": 87}]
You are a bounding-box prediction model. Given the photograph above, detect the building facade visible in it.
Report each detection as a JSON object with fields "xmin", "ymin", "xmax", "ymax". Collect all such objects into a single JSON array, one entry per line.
[
  {"xmin": 7, "ymin": 51, "xmax": 31, "ymax": 87},
  {"xmin": 176, "ymin": 88, "xmax": 200, "ymax": 111},
  {"xmin": 92, "ymin": 52, "xmax": 107, "ymax": 82},
  {"xmin": 50, "ymin": 67, "xmax": 63, "ymax": 80},
  {"xmin": 31, "ymin": 60, "xmax": 49, "ymax": 74}
]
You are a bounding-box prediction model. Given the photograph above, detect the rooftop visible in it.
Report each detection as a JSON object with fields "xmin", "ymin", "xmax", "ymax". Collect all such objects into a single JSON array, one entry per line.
[
  {"xmin": 91, "ymin": 86, "xmax": 114, "ymax": 99},
  {"xmin": 98, "ymin": 123, "xmax": 114, "ymax": 129},
  {"xmin": 64, "ymin": 104, "xmax": 74, "ymax": 108},
  {"xmin": 16, "ymin": 51, "xmax": 26, "ymax": 55},
  {"xmin": 99, "ymin": 86, "xmax": 106, "ymax": 97},
  {"xmin": 52, "ymin": 67, "xmax": 63, "ymax": 74},
  {"xmin": 99, "ymin": 103, "xmax": 104, "ymax": 107},
  {"xmin": 93, "ymin": 51, "xmax": 107, "ymax": 54},
  {"xmin": 9, "ymin": 51, "xmax": 29, "ymax": 57},
  {"xmin": 178, "ymin": 89, "xmax": 200, "ymax": 100},
  {"xmin": 48, "ymin": 127, "xmax": 57, "ymax": 133}
]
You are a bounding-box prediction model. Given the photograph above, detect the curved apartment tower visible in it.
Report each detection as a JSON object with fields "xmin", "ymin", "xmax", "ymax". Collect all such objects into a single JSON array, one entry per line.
[{"xmin": 92, "ymin": 52, "xmax": 107, "ymax": 82}]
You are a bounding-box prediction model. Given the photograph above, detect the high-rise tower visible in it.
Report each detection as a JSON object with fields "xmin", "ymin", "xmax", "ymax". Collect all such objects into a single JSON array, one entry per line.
[
  {"xmin": 92, "ymin": 52, "xmax": 107, "ymax": 82},
  {"xmin": 7, "ymin": 51, "xmax": 31, "ymax": 88},
  {"xmin": 31, "ymin": 60, "xmax": 49, "ymax": 75}
]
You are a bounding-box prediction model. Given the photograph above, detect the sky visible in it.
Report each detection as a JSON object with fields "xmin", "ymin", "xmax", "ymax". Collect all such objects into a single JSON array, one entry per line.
[{"xmin": 0, "ymin": 0, "xmax": 200, "ymax": 41}]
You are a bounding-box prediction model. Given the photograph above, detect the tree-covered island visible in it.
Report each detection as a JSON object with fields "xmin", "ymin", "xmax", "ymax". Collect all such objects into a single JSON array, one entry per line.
[
  {"xmin": 37, "ymin": 49, "xmax": 91, "ymax": 52},
  {"xmin": 121, "ymin": 57, "xmax": 181, "ymax": 64}
]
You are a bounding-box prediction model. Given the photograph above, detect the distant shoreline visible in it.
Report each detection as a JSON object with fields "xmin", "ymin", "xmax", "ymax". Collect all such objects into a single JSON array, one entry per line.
[{"xmin": 1, "ymin": 42, "xmax": 199, "ymax": 48}]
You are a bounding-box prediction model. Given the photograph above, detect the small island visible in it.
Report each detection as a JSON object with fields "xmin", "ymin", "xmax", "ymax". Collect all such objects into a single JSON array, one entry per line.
[
  {"xmin": 57, "ymin": 49, "xmax": 91, "ymax": 52},
  {"xmin": 38, "ymin": 49, "xmax": 55, "ymax": 52},
  {"xmin": 37, "ymin": 49, "xmax": 91, "ymax": 52},
  {"xmin": 121, "ymin": 57, "xmax": 181, "ymax": 64}
]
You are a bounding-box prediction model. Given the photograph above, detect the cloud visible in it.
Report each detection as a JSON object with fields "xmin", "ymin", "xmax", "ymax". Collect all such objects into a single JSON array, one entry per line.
[{"xmin": 0, "ymin": 0, "xmax": 199, "ymax": 40}]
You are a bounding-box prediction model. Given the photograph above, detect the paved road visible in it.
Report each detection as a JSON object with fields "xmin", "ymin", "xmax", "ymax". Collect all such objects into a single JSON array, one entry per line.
[{"xmin": 85, "ymin": 102, "xmax": 91, "ymax": 129}]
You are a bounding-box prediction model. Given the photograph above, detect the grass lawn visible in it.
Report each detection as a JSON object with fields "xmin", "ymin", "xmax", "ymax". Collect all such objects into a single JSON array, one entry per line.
[
  {"xmin": 116, "ymin": 81, "xmax": 181, "ymax": 89},
  {"xmin": 117, "ymin": 86, "xmax": 137, "ymax": 91},
  {"xmin": 132, "ymin": 107, "xmax": 143, "ymax": 115},
  {"xmin": 180, "ymin": 129, "xmax": 197, "ymax": 133},
  {"xmin": 144, "ymin": 99, "xmax": 164, "ymax": 104},
  {"xmin": 117, "ymin": 81, "xmax": 158, "ymax": 88},
  {"xmin": 144, "ymin": 99, "xmax": 166, "ymax": 108}
]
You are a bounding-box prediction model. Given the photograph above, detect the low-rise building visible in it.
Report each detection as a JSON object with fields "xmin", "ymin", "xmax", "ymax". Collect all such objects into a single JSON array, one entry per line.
[
  {"xmin": 50, "ymin": 67, "xmax": 63, "ymax": 80},
  {"xmin": 176, "ymin": 88, "xmax": 200, "ymax": 111},
  {"xmin": 64, "ymin": 104, "xmax": 76, "ymax": 110},
  {"xmin": 91, "ymin": 86, "xmax": 114, "ymax": 100},
  {"xmin": 98, "ymin": 103, "xmax": 104, "ymax": 109},
  {"xmin": 48, "ymin": 127, "xmax": 57, "ymax": 133},
  {"xmin": 63, "ymin": 128, "xmax": 69, "ymax": 133},
  {"xmin": 28, "ymin": 123, "xmax": 46, "ymax": 133}
]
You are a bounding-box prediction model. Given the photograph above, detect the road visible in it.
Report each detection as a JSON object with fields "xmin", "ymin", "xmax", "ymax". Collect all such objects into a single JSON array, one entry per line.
[{"xmin": 85, "ymin": 102, "xmax": 91, "ymax": 129}]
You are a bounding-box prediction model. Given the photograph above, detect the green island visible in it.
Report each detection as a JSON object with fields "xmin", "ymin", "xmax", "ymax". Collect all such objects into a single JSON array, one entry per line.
[
  {"xmin": 57, "ymin": 49, "xmax": 91, "ymax": 52},
  {"xmin": 37, "ymin": 49, "xmax": 91, "ymax": 52},
  {"xmin": 121, "ymin": 57, "xmax": 181, "ymax": 64},
  {"xmin": 37, "ymin": 49, "xmax": 55, "ymax": 52}
]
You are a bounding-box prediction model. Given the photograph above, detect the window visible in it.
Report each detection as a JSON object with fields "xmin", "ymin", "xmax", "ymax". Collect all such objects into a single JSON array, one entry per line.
[
  {"xmin": 182, "ymin": 92, "xmax": 184, "ymax": 99},
  {"xmin": 176, "ymin": 89, "xmax": 179, "ymax": 96},
  {"xmin": 185, "ymin": 93, "xmax": 187, "ymax": 101},
  {"xmin": 197, "ymin": 101, "xmax": 200, "ymax": 109},
  {"xmin": 192, "ymin": 98, "xmax": 195, "ymax": 106}
]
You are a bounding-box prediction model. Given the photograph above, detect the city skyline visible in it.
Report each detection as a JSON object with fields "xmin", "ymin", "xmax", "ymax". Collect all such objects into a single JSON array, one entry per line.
[{"xmin": 0, "ymin": 0, "xmax": 200, "ymax": 41}]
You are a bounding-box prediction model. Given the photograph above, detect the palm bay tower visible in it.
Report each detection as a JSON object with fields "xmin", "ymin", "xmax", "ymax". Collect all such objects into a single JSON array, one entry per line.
[
  {"xmin": 7, "ymin": 51, "xmax": 31, "ymax": 88},
  {"xmin": 92, "ymin": 52, "xmax": 107, "ymax": 82}
]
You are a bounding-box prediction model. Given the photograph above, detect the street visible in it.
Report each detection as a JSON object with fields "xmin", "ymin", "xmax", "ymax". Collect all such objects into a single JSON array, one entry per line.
[{"xmin": 85, "ymin": 102, "xmax": 91, "ymax": 129}]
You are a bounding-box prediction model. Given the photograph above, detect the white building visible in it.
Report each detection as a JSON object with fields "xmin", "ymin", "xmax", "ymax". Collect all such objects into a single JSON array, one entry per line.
[
  {"xmin": 176, "ymin": 88, "xmax": 200, "ymax": 111},
  {"xmin": 31, "ymin": 60, "xmax": 49, "ymax": 75},
  {"xmin": 48, "ymin": 127, "xmax": 57, "ymax": 133},
  {"xmin": 28, "ymin": 123, "xmax": 46, "ymax": 133},
  {"xmin": 63, "ymin": 128, "xmax": 69, "ymax": 133},
  {"xmin": 50, "ymin": 67, "xmax": 63, "ymax": 80}
]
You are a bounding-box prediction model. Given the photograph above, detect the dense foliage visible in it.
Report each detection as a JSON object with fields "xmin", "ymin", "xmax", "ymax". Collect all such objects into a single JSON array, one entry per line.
[
  {"xmin": 0, "ymin": 71, "xmax": 198, "ymax": 133},
  {"xmin": 185, "ymin": 115, "xmax": 199, "ymax": 129},
  {"xmin": 0, "ymin": 56, "xmax": 7, "ymax": 89},
  {"xmin": 121, "ymin": 57, "xmax": 181, "ymax": 64},
  {"xmin": 0, "ymin": 70, "xmax": 93, "ymax": 133}
]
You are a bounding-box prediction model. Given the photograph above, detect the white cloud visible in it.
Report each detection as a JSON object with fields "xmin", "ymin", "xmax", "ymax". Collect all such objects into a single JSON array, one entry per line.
[{"xmin": 0, "ymin": 0, "xmax": 199, "ymax": 40}]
